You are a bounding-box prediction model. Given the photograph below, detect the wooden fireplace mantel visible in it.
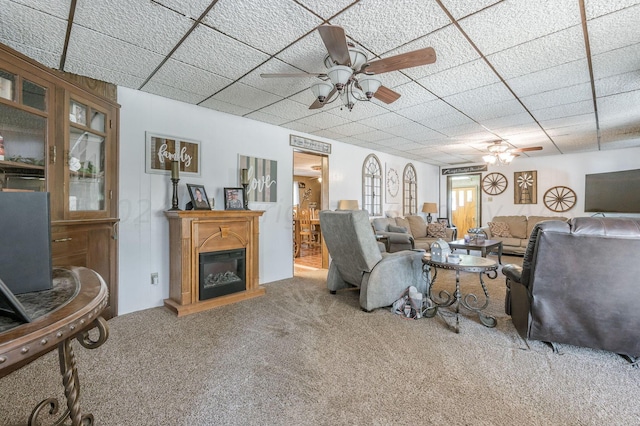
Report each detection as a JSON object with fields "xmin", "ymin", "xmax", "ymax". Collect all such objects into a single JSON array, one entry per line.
[{"xmin": 164, "ymin": 209, "xmax": 265, "ymax": 316}]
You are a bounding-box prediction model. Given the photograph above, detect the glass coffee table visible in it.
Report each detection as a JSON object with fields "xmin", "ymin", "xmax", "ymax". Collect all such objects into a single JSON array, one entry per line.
[
  {"xmin": 422, "ymin": 254, "xmax": 498, "ymax": 333},
  {"xmin": 448, "ymin": 239, "xmax": 503, "ymax": 264}
]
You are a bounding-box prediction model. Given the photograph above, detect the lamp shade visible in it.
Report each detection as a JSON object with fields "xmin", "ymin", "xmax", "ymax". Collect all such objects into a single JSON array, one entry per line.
[
  {"xmin": 358, "ymin": 77, "xmax": 382, "ymax": 99},
  {"xmin": 310, "ymin": 81, "xmax": 333, "ymax": 102},
  {"xmin": 348, "ymin": 46, "xmax": 367, "ymax": 71},
  {"xmin": 421, "ymin": 203, "xmax": 438, "ymax": 214},
  {"xmin": 337, "ymin": 200, "xmax": 359, "ymax": 210},
  {"xmin": 327, "ymin": 65, "xmax": 352, "ymax": 91}
]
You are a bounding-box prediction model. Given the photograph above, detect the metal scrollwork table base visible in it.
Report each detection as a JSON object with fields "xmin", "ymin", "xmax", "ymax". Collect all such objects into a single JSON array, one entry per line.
[
  {"xmin": 422, "ymin": 255, "xmax": 498, "ymax": 333},
  {"xmin": 0, "ymin": 267, "xmax": 110, "ymax": 426}
]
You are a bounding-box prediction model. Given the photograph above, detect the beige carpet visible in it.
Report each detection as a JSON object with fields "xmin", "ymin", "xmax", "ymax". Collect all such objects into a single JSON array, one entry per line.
[{"xmin": 1, "ymin": 254, "xmax": 639, "ymax": 425}]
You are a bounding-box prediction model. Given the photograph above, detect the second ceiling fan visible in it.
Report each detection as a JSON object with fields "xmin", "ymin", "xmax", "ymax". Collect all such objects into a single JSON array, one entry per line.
[{"xmin": 260, "ymin": 25, "xmax": 437, "ymax": 110}]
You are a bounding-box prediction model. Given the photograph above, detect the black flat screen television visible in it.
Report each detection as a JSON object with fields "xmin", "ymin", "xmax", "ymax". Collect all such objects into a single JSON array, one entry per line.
[{"xmin": 584, "ymin": 168, "xmax": 640, "ymax": 213}]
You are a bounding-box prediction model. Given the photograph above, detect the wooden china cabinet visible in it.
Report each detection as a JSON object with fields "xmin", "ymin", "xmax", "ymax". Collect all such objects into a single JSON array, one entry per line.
[{"xmin": 0, "ymin": 43, "xmax": 119, "ymax": 319}]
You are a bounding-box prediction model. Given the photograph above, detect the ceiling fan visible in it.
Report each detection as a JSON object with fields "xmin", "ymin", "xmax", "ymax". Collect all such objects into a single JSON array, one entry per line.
[
  {"xmin": 483, "ymin": 141, "xmax": 543, "ymax": 165},
  {"xmin": 260, "ymin": 25, "xmax": 436, "ymax": 111}
]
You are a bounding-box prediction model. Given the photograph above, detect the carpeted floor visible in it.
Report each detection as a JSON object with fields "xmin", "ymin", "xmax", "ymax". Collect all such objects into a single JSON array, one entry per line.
[{"xmin": 1, "ymin": 254, "xmax": 639, "ymax": 425}]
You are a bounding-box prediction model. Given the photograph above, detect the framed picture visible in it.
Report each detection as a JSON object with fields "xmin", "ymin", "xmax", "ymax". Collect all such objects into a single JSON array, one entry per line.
[
  {"xmin": 187, "ymin": 184, "xmax": 210, "ymax": 210},
  {"xmin": 514, "ymin": 170, "xmax": 537, "ymax": 204},
  {"xmin": 437, "ymin": 217, "xmax": 450, "ymax": 227},
  {"xmin": 224, "ymin": 187, "xmax": 245, "ymax": 210},
  {"xmin": 145, "ymin": 132, "xmax": 201, "ymax": 177}
]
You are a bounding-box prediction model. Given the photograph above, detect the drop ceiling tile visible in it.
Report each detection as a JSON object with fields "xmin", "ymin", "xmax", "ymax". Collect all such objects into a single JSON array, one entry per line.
[
  {"xmin": 148, "ymin": 59, "xmax": 233, "ymax": 97},
  {"xmin": 275, "ymin": 32, "xmax": 331, "ymax": 74},
  {"xmin": 0, "ymin": 0, "xmax": 66, "ymax": 68},
  {"xmin": 584, "ymin": 0, "xmax": 640, "ymax": 19},
  {"xmin": 331, "ymin": 0, "xmax": 450, "ymax": 55},
  {"xmin": 395, "ymin": 142, "xmax": 428, "ymax": 151},
  {"xmin": 296, "ymin": 0, "xmax": 358, "ymax": 19},
  {"xmin": 507, "ymin": 60, "xmax": 591, "ymax": 97},
  {"xmin": 74, "ymin": 0, "xmax": 193, "ymax": 54},
  {"xmin": 440, "ymin": 122, "xmax": 487, "ymax": 137},
  {"xmin": 520, "ymin": 83, "xmax": 592, "ymax": 110},
  {"xmin": 553, "ymin": 133, "xmax": 598, "ymax": 152},
  {"xmin": 419, "ymin": 59, "xmax": 500, "ymax": 97},
  {"xmin": 241, "ymin": 59, "xmax": 323, "ymax": 97},
  {"xmin": 281, "ymin": 121, "xmax": 322, "ymax": 135},
  {"xmin": 595, "ymin": 71, "xmax": 640, "ymax": 98},
  {"xmin": 419, "ymin": 110, "xmax": 474, "ymax": 130},
  {"xmin": 295, "ymin": 111, "xmax": 353, "ymax": 129},
  {"xmin": 375, "ymin": 137, "xmax": 410, "ymax": 148},
  {"xmin": 396, "ymin": 100, "xmax": 460, "ymax": 122},
  {"xmin": 357, "ymin": 112, "xmax": 413, "ymax": 131},
  {"xmin": 587, "ymin": 5, "xmax": 640, "ymax": 54},
  {"xmin": 244, "ymin": 111, "xmax": 289, "ymax": 126},
  {"xmin": 470, "ymin": 100, "xmax": 528, "ymax": 122},
  {"xmin": 311, "ymin": 129, "xmax": 348, "ymax": 140},
  {"xmin": 258, "ymin": 99, "xmax": 317, "ymax": 121},
  {"xmin": 327, "ymin": 121, "xmax": 376, "ymax": 137},
  {"xmin": 172, "ymin": 25, "xmax": 269, "ymax": 80},
  {"xmin": 142, "ymin": 81, "xmax": 208, "ymax": 105},
  {"xmin": 211, "ymin": 83, "xmax": 282, "ymax": 111},
  {"xmin": 327, "ymin": 101, "xmax": 388, "ymax": 122},
  {"xmin": 11, "ymin": 0, "xmax": 71, "ymax": 18},
  {"xmin": 459, "ymin": 0, "xmax": 580, "ymax": 54},
  {"xmin": 597, "ymin": 90, "xmax": 640, "ymax": 126},
  {"xmin": 439, "ymin": 0, "xmax": 502, "ymax": 19},
  {"xmin": 385, "ymin": 82, "xmax": 438, "ymax": 110},
  {"xmin": 536, "ymin": 108, "xmax": 595, "ymax": 126},
  {"xmin": 204, "ymin": 0, "xmax": 322, "ymax": 55},
  {"xmin": 65, "ymin": 26, "xmax": 164, "ymax": 86},
  {"xmin": 199, "ymin": 98, "xmax": 254, "ymax": 116},
  {"xmin": 377, "ymin": 71, "xmax": 412, "ymax": 89},
  {"xmin": 481, "ymin": 113, "xmax": 537, "ymax": 131},
  {"xmin": 402, "ymin": 129, "xmax": 449, "ymax": 143},
  {"xmin": 546, "ymin": 122, "xmax": 596, "ymax": 138},
  {"xmin": 353, "ymin": 130, "xmax": 395, "ymax": 143},
  {"xmin": 385, "ymin": 122, "xmax": 433, "ymax": 138},
  {"xmin": 592, "ymin": 43, "xmax": 640, "ymax": 80},
  {"xmin": 487, "ymin": 25, "xmax": 585, "ymax": 80},
  {"xmin": 153, "ymin": 0, "xmax": 213, "ymax": 19},
  {"xmin": 601, "ymin": 138, "xmax": 640, "ymax": 150}
]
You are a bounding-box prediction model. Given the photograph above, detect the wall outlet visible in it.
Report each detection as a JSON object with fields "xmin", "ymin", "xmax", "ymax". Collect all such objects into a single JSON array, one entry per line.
[{"xmin": 151, "ymin": 272, "xmax": 159, "ymax": 285}]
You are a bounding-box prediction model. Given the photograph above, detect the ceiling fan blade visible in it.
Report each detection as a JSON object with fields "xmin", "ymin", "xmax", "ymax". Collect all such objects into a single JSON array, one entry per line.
[
  {"xmin": 373, "ymin": 85, "xmax": 401, "ymax": 104},
  {"xmin": 512, "ymin": 146, "xmax": 543, "ymax": 152},
  {"xmin": 364, "ymin": 47, "xmax": 436, "ymax": 74},
  {"xmin": 318, "ymin": 25, "xmax": 350, "ymax": 66},
  {"xmin": 309, "ymin": 87, "xmax": 337, "ymax": 109},
  {"xmin": 260, "ymin": 73, "xmax": 326, "ymax": 78}
]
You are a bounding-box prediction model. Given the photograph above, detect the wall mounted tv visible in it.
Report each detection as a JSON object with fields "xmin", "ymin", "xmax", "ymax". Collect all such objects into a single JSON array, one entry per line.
[{"xmin": 584, "ymin": 168, "xmax": 640, "ymax": 213}]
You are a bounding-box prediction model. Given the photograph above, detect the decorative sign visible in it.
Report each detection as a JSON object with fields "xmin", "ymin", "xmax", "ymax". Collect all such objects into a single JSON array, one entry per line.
[
  {"xmin": 514, "ymin": 170, "xmax": 537, "ymax": 204},
  {"xmin": 290, "ymin": 134, "xmax": 331, "ymax": 154},
  {"xmin": 145, "ymin": 132, "xmax": 201, "ymax": 176},
  {"xmin": 442, "ymin": 164, "xmax": 487, "ymax": 175},
  {"xmin": 385, "ymin": 162, "xmax": 401, "ymax": 204},
  {"xmin": 238, "ymin": 155, "xmax": 278, "ymax": 203}
]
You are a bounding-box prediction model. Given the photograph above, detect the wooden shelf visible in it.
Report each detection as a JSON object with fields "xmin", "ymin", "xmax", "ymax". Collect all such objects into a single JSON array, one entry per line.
[{"xmin": 0, "ymin": 159, "xmax": 45, "ymax": 170}]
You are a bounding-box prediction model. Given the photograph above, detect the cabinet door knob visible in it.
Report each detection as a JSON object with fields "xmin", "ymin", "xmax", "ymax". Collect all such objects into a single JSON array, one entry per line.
[{"xmin": 53, "ymin": 237, "xmax": 73, "ymax": 243}]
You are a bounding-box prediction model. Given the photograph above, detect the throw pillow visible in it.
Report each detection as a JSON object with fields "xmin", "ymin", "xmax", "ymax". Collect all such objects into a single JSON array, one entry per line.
[
  {"xmin": 489, "ymin": 221, "xmax": 512, "ymax": 238},
  {"xmin": 388, "ymin": 225, "xmax": 408, "ymax": 233},
  {"xmin": 426, "ymin": 223, "xmax": 447, "ymax": 238},
  {"xmin": 406, "ymin": 215, "xmax": 428, "ymax": 238}
]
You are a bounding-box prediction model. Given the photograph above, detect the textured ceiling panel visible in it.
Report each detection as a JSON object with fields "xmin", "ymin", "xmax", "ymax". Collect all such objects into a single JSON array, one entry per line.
[
  {"xmin": 5, "ymin": 0, "xmax": 640, "ymax": 166},
  {"xmin": 66, "ymin": 26, "xmax": 164, "ymax": 85},
  {"xmin": 487, "ymin": 25, "xmax": 585, "ymax": 81},
  {"xmin": 460, "ymin": 0, "xmax": 580, "ymax": 55},
  {"xmin": 149, "ymin": 59, "xmax": 233, "ymax": 97},
  {"xmin": 0, "ymin": 0, "xmax": 67, "ymax": 68},
  {"xmin": 74, "ymin": 0, "xmax": 193, "ymax": 54},
  {"xmin": 331, "ymin": 0, "xmax": 450, "ymax": 54},
  {"xmin": 204, "ymin": 0, "xmax": 322, "ymax": 55},
  {"xmin": 172, "ymin": 26, "xmax": 269, "ymax": 80}
]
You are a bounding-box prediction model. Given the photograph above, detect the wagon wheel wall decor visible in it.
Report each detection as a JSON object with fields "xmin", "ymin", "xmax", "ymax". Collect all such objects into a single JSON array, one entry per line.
[
  {"xmin": 482, "ymin": 172, "xmax": 508, "ymax": 195},
  {"xmin": 544, "ymin": 186, "xmax": 577, "ymax": 212}
]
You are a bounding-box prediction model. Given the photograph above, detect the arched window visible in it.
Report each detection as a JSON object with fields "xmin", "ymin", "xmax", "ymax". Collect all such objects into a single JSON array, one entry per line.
[
  {"xmin": 403, "ymin": 163, "xmax": 417, "ymax": 216},
  {"xmin": 362, "ymin": 154, "xmax": 382, "ymax": 216}
]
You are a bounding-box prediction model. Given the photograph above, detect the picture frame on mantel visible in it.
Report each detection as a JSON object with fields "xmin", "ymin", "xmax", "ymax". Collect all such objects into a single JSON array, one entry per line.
[
  {"xmin": 145, "ymin": 132, "xmax": 201, "ymax": 177},
  {"xmin": 224, "ymin": 187, "xmax": 245, "ymax": 210},
  {"xmin": 186, "ymin": 184, "xmax": 211, "ymax": 210}
]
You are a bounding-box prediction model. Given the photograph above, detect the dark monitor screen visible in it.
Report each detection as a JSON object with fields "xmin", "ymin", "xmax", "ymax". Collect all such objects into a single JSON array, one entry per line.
[{"xmin": 584, "ymin": 169, "xmax": 640, "ymax": 213}]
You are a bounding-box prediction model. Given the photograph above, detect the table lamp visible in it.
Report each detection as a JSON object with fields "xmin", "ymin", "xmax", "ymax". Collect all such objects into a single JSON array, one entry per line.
[
  {"xmin": 421, "ymin": 202, "xmax": 438, "ymax": 223},
  {"xmin": 337, "ymin": 200, "xmax": 359, "ymax": 210}
]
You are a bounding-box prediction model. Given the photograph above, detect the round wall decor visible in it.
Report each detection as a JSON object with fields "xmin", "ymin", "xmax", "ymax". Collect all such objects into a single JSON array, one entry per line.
[
  {"xmin": 482, "ymin": 172, "xmax": 507, "ymax": 195},
  {"xmin": 543, "ymin": 186, "xmax": 577, "ymax": 212}
]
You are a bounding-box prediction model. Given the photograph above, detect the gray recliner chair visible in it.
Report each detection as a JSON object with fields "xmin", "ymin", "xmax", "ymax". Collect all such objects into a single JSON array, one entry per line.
[{"xmin": 319, "ymin": 210, "xmax": 427, "ymax": 311}]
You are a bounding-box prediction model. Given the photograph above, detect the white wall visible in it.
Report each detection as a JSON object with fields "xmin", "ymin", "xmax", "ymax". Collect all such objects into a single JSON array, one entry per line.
[
  {"xmin": 117, "ymin": 87, "xmax": 440, "ymax": 315},
  {"xmin": 439, "ymin": 147, "xmax": 640, "ymax": 225}
]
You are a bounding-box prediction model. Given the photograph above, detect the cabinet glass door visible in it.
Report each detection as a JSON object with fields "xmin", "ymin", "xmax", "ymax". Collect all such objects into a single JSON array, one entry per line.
[{"xmin": 68, "ymin": 98, "xmax": 106, "ymax": 212}]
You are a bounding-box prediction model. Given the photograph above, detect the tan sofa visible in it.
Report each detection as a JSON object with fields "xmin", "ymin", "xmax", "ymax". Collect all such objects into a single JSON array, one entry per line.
[
  {"xmin": 372, "ymin": 215, "xmax": 456, "ymax": 252},
  {"xmin": 482, "ymin": 215, "xmax": 568, "ymax": 255}
]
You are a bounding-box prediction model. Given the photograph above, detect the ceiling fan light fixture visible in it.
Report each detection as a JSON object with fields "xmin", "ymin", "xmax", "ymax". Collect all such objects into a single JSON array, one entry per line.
[
  {"xmin": 483, "ymin": 154, "xmax": 497, "ymax": 164},
  {"xmin": 358, "ymin": 76, "xmax": 382, "ymax": 99},
  {"xmin": 348, "ymin": 46, "xmax": 367, "ymax": 71},
  {"xmin": 498, "ymin": 152, "xmax": 515, "ymax": 163},
  {"xmin": 327, "ymin": 65, "xmax": 352, "ymax": 91},
  {"xmin": 310, "ymin": 81, "xmax": 333, "ymax": 102}
]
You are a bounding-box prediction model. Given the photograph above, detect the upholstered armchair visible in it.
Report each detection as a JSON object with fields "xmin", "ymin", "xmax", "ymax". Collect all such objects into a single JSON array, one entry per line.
[{"xmin": 319, "ymin": 210, "xmax": 427, "ymax": 311}]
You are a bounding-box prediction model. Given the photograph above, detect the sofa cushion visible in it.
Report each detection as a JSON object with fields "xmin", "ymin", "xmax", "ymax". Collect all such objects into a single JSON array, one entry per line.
[
  {"xmin": 388, "ymin": 225, "xmax": 408, "ymax": 233},
  {"xmin": 527, "ymin": 216, "xmax": 567, "ymax": 238},
  {"xmin": 492, "ymin": 215, "xmax": 527, "ymax": 239},
  {"xmin": 489, "ymin": 221, "xmax": 512, "ymax": 238},
  {"xmin": 395, "ymin": 217, "xmax": 410, "ymax": 234},
  {"xmin": 406, "ymin": 215, "xmax": 428, "ymax": 238},
  {"xmin": 426, "ymin": 222, "xmax": 447, "ymax": 238}
]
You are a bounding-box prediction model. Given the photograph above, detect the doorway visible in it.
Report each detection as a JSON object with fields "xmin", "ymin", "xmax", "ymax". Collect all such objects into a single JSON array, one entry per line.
[
  {"xmin": 447, "ymin": 174, "xmax": 481, "ymax": 234},
  {"xmin": 293, "ymin": 151, "xmax": 328, "ymax": 272}
]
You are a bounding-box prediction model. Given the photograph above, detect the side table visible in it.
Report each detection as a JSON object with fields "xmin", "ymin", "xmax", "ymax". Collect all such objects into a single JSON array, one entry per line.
[
  {"xmin": 422, "ymin": 255, "xmax": 498, "ymax": 333},
  {"xmin": 0, "ymin": 266, "xmax": 109, "ymax": 426}
]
